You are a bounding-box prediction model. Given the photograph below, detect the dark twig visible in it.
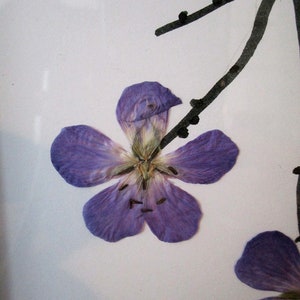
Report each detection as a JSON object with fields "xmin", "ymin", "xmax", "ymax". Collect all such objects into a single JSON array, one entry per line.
[
  {"xmin": 293, "ymin": 0, "xmax": 300, "ymax": 54},
  {"xmin": 158, "ymin": 0, "xmax": 276, "ymax": 150},
  {"xmin": 155, "ymin": 0, "xmax": 234, "ymax": 36},
  {"xmin": 293, "ymin": 167, "xmax": 300, "ymax": 243}
]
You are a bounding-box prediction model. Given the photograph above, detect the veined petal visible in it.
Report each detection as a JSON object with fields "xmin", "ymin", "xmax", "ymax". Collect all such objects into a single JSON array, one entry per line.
[
  {"xmin": 83, "ymin": 182, "xmax": 144, "ymax": 242},
  {"xmin": 116, "ymin": 82, "xmax": 182, "ymax": 143},
  {"xmin": 235, "ymin": 231, "xmax": 300, "ymax": 293},
  {"xmin": 116, "ymin": 81, "xmax": 182, "ymax": 123},
  {"xmin": 124, "ymin": 111, "xmax": 168, "ymax": 147},
  {"xmin": 144, "ymin": 174, "xmax": 202, "ymax": 243},
  {"xmin": 163, "ymin": 130, "xmax": 239, "ymax": 184},
  {"xmin": 51, "ymin": 125, "xmax": 130, "ymax": 187}
]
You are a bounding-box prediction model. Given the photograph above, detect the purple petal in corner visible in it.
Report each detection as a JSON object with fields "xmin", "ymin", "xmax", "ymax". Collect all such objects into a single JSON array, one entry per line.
[
  {"xmin": 144, "ymin": 175, "xmax": 202, "ymax": 243},
  {"xmin": 235, "ymin": 231, "xmax": 300, "ymax": 293},
  {"xmin": 51, "ymin": 125, "xmax": 128, "ymax": 187},
  {"xmin": 164, "ymin": 130, "xmax": 239, "ymax": 184},
  {"xmin": 83, "ymin": 182, "xmax": 144, "ymax": 242}
]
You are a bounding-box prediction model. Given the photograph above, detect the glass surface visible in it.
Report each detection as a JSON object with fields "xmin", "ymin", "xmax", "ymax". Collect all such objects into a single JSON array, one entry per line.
[{"xmin": 1, "ymin": 0, "xmax": 299, "ymax": 299}]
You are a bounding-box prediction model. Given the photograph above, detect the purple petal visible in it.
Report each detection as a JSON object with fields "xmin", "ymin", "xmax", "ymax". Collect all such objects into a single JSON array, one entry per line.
[
  {"xmin": 235, "ymin": 231, "xmax": 300, "ymax": 293},
  {"xmin": 51, "ymin": 125, "xmax": 129, "ymax": 187},
  {"xmin": 83, "ymin": 182, "xmax": 144, "ymax": 242},
  {"xmin": 116, "ymin": 82, "xmax": 182, "ymax": 142},
  {"xmin": 116, "ymin": 81, "xmax": 182, "ymax": 123},
  {"xmin": 128, "ymin": 111, "xmax": 169, "ymax": 148},
  {"xmin": 144, "ymin": 175, "xmax": 202, "ymax": 243},
  {"xmin": 164, "ymin": 130, "xmax": 239, "ymax": 184}
]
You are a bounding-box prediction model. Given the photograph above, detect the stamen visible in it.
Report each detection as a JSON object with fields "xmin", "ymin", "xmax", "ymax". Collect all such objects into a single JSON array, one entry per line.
[
  {"xmin": 129, "ymin": 199, "xmax": 143, "ymax": 209},
  {"xmin": 156, "ymin": 198, "xmax": 167, "ymax": 205},
  {"xmin": 149, "ymin": 146, "xmax": 160, "ymax": 161},
  {"xmin": 118, "ymin": 184, "xmax": 128, "ymax": 191},
  {"xmin": 141, "ymin": 208, "xmax": 153, "ymax": 213},
  {"xmin": 168, "ymin": 166, "xmax": 178, "ymax": 175},
  {"xmin": 155, "ymin": 168, "xmax": 168, "ymax": 175},
  {"xmin": 142, "ymin": 179, "xmax": 147, "ymax": 190},
  {"xmin": 116, "ymin": 165, "xmax": 135, "ymax": 176}
]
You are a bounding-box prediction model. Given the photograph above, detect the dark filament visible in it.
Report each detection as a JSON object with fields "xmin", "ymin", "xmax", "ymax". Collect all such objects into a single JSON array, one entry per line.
[
  {"xmin": 149, "ymin": 146, "xmax": 160, "ymax": 161},
  {"xmin": 116, "ymin": 166, "xmax": 135, "ymax": 176},
  {"xmin": 168, "ymin": 166, "xmax": 178, "ymax": 175},
  {"xmin": 141, "ymin": 208, "xmax": 153, "ymax": 213},
  {"xmin": 129, "ymin": 199, "xmax": 143, "ymax": 209},
  {"xmin": 118, "ymin": 184, "xmax": 128, "ymax": 191},
  {"xmin": 156, "ymin": 198, "xmax": 167, "ymax": 205},
  {"xmin": 142, "ymin": 179, "xmax": 147, "ymax": 190}
]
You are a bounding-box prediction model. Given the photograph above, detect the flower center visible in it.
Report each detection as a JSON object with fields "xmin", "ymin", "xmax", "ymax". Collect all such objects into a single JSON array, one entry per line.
[
  {"xmin": 115, "ymin": 137, "xmax": 178, "ymax": 193},
  {"xmin": 115, "ymin": 140, "xmax": 178, "ymax": 213},
  {"xmin": 130, "ymin": 135, "xmax": 161, "ymax": 190},
  {"xmin": 136, "ymin": 158, "xmax": 156, "ymax": 190}
]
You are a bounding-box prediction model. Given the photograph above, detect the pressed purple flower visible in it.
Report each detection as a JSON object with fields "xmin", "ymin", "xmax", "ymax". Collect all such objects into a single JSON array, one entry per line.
[
  {"xmin": 235, "ymin": 231, "xmax": 300, "ymax": 299},
  {"xmin": 51, "ymin": 81, "xmax": 239, "ymax": 243}
]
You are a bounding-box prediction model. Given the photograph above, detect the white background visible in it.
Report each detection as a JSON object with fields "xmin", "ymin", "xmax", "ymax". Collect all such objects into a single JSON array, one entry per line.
[{"xmin": 1, "ymin": 0, "xmax": 299, "ymax": 299}]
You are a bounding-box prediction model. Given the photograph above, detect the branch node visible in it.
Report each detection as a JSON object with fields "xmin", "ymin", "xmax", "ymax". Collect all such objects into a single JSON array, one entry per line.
[
  {"xmin": 212, "ymin": 0, "xmax": 223, "ymax": 6},
  {"xmin": 178, "ymin": 11, "xmax": 188, "ymax": 24},
  {"xmin": 219, "ymin": 79, "xmax": 226, "ymax": 88},
  {"xmin": 229, "ymin": 64, "xmax": 240, "ymax": 74},
  {"xmin": 293, "ymin": 166, "xmax": 300, "ymax": 175},
  {"xmin": 189, "ymin": 115, "xmax": 200, "ymax": 125},
  {"xmin": 177, "ymin": 127, "xmax": 189, "ymax": 138},
  {"xmin": 190, "ymin": 98, "xmax": 203, "ymax": 108},
  {"xmin": 213, "ymin": 0, "xmax": 235, "ymax": 6}
]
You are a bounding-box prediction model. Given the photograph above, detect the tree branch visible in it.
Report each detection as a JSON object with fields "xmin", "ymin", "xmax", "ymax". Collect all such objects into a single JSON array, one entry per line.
[
  {"xmin": 158, "ymin": 0, "xmax": 276, "ymax": 150},
  {"xmin": 293, "ymin": 167, "xmax": 300, "ymax": 243},
  {"xmin": 293, "ymin": 0, "xmax": 300, "ymax": 54},
  {"xmin": 155, "ymin": 0, "xmax": 234, "ymax": 37}
]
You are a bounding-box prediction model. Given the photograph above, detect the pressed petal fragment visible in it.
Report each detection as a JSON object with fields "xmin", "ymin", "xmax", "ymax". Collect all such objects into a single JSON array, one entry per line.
[
  {"xmin": 116, "ymin": 82, "xmax": 181, "ymax": 143},
  {"xmin": 83, "ymin": 182, "xmax": 144, "ymax": 242},
  {"xmin": 116, "ymin": 81, "xmax": 182, "ymax": 123},
  {"xmin": 51, "ymin": 125, "xmax": 129, "ymax": 187},
  {"xmin": 235, "ymin": 231, "xmax": 300, "ymax": 293},
  {"xmin": 128, "ymin": 111, "xmax": 169, "ymax": 153},
  {"xmin": 144, "ymin": 175, "xmax": 202, "ymax": 243},
  {"xmin": 163, "ymin": 130, "xmax": 239, "ymax": 184}
]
